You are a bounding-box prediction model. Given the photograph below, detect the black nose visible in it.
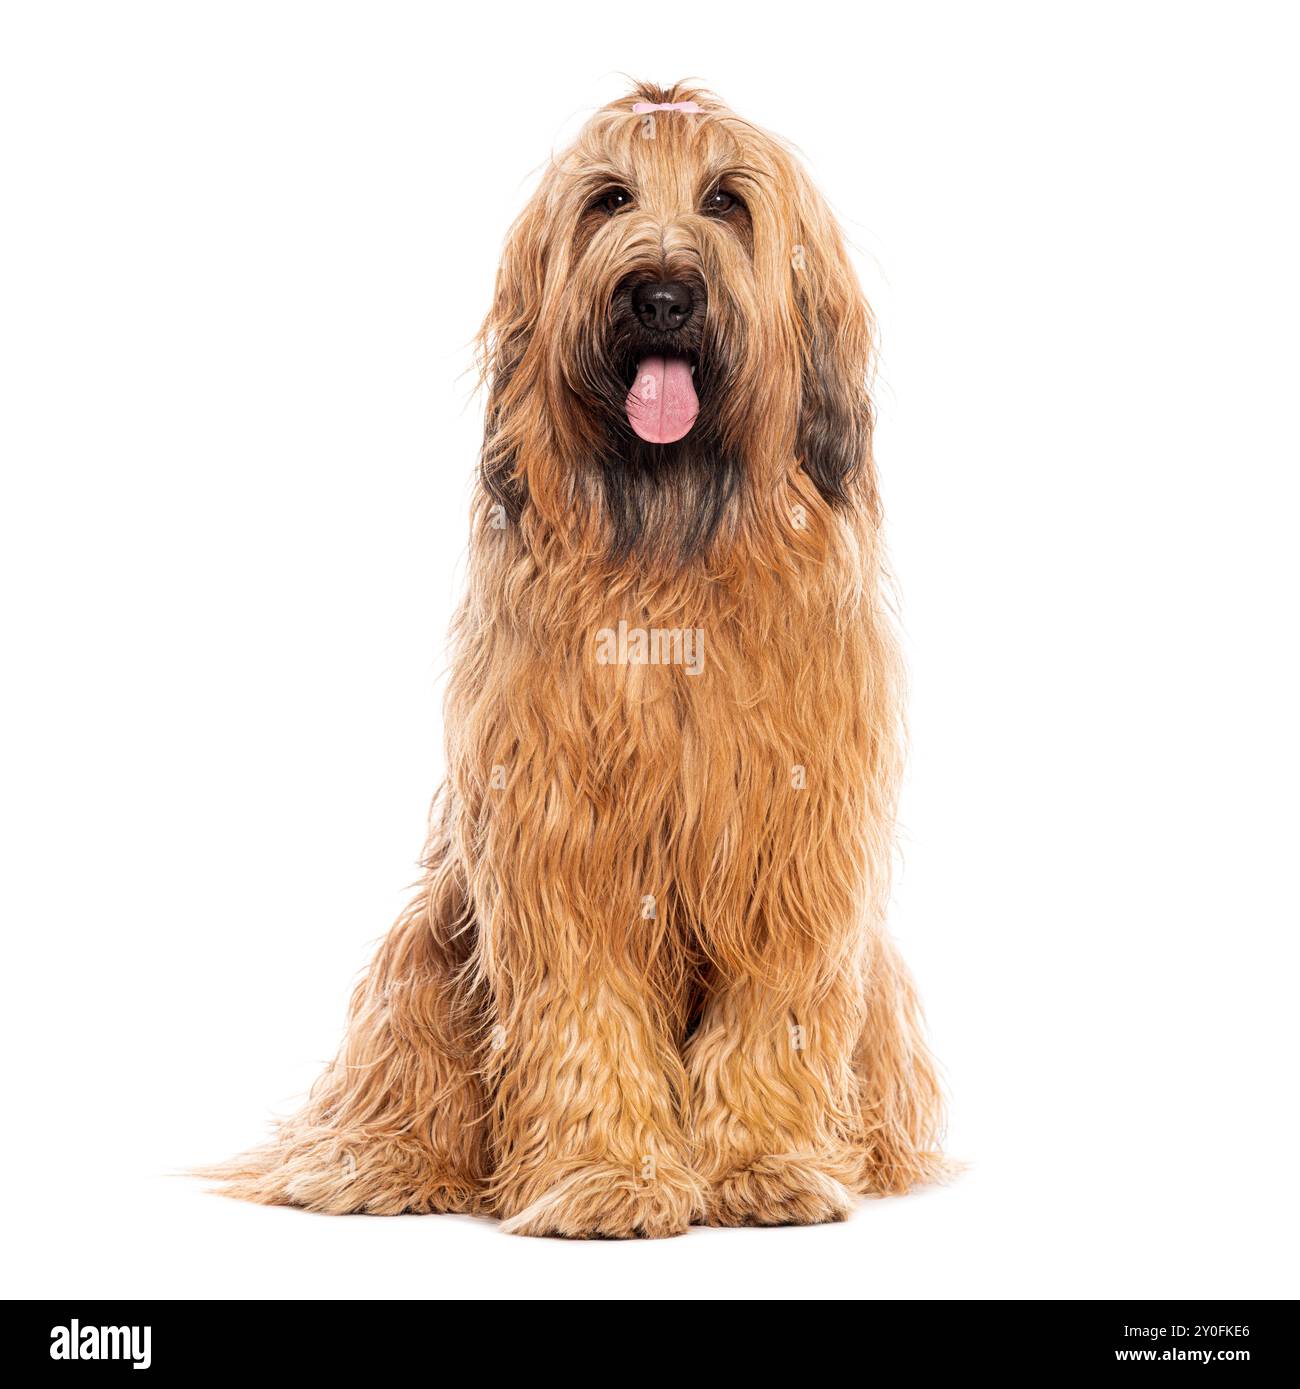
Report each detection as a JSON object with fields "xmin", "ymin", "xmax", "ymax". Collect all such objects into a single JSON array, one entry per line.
[{"xmin": 632, "ymin": 279, "xmax": 694, "ymax": 333}]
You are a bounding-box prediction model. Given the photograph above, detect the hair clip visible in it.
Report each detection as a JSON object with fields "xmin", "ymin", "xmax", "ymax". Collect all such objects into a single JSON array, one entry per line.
[{"xmin": 631, "ymin": 100, "xmax": 703, "ymax": 115}]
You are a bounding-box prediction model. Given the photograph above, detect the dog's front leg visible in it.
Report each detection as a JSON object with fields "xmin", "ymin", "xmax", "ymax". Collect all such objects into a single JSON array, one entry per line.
[
  {"xmin": 479, "ymin": 881, "xmax": 705, "ymax": 1238},
  {"xmin": 687, "ymin": 968, "xmax": 871, "ymax": 1227}
]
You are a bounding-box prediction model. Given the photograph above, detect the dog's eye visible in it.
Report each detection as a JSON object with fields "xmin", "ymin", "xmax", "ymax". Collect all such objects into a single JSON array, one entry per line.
[
  {"xmin": 702, "ymin": 189, "xmax": 737, "ymax": 216},
  {"xmin": 598, "ymin": 187, "xmax": 634, "ymax": 214}
]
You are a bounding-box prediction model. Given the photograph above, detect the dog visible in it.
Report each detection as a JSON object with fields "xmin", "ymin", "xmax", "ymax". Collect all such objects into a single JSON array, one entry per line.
[{"xmin": 206, "ymin": 81, "xmax": 945, "ymax": 1237}]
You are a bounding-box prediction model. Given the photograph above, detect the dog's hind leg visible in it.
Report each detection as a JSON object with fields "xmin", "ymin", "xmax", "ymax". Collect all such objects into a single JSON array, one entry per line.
[
  {"xmin": 200, "ymin": 826, "xmax": 490, "ymax": 1215},
  {"xmin": 851, "ymin": 928, "xmax": 949, "ymax": 1196}
]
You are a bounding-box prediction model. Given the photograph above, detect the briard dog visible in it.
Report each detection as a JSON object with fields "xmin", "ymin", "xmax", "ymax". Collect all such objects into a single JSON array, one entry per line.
[{"xmin": 207, "ymin": 81, "xmax": 945, "ymax": 1237}]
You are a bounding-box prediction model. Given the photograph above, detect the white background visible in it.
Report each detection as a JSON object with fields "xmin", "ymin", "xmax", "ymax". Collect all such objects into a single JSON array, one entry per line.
[{"xmin": 2, "ymin": 0, "xmax": 1297, "ymax": 1300}]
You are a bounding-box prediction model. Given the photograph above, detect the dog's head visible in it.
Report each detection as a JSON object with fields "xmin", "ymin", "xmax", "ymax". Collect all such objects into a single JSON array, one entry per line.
[{"xmin": 479, "ymin": 82, "xmax": 877, "ymax": 561}]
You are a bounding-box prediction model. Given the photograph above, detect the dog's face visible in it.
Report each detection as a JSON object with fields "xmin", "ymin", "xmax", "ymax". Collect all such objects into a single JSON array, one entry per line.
[{"xmin": 479, "ymin": 84, "xmax": 877, "ymax": 561}]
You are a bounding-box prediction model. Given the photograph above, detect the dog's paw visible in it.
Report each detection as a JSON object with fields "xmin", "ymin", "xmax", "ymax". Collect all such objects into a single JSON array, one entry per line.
[
  {"xmin": 704, "ymin": 1154, "xmax": 859, "ymax": 1227},
  {"xmin": 498, "ymin": 1160, "xmax": 703, "ymax": 1239}
]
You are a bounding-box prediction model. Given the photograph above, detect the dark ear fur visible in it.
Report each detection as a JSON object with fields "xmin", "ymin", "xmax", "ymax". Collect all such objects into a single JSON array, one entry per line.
[
  {"xmin": 480, "ymin": 375, "xmax": 527, "ymax": 523},
  {"xmin": 796, "ymin": 311, "xmax": 874, "ymax": 510},
  {"xmin": 790, "ymin": 201, "xmax": 879, "ymax": 518},
  {"xmin": 476, "ymin": 202, "xmax": 547, "ymax": 523}
]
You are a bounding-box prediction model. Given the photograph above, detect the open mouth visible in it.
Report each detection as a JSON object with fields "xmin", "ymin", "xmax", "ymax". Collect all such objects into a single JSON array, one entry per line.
[{"xmin": 625, "ymin": 354, "xmax": 699, "ymax": 445}]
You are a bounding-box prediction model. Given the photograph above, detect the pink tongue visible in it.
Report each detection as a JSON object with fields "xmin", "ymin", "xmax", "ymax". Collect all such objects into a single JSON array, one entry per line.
[{"xmin": 626, "ymin": 356, "xmax": 699, "ymax": 444}]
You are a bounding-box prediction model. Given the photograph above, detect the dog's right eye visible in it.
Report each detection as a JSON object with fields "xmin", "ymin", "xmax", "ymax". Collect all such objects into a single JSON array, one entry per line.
[{"xmin": 597, "ymin": 187, "xmax": 634, "ymax": 214}]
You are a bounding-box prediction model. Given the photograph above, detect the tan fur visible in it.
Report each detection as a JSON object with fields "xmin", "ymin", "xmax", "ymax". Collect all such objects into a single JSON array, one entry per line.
[{"xmin": 202, "ymin": 82, "xmax": 946, "ymax": 1236}]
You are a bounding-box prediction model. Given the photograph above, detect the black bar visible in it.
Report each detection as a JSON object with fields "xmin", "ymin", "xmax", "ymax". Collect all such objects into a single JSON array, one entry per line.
[{"xmin": 2, "ymin": 1299, "xmax": 1289, "ymax": 1373}]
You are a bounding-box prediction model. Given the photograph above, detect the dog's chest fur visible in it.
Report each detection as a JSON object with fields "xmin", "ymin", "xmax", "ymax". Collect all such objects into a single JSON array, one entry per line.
[{"xmin": 448, "ymin": 550, "xmax": 882, "ymax": 953}]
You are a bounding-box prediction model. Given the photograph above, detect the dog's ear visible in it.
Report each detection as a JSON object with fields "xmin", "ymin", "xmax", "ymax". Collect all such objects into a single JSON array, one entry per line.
[
  {"xmin": 477, "ymin": 199, "xmax": 548, "ymax": 521},
  {"xmin": 788, "ymin": 189, "xmax": 879, "ymax": 517}
]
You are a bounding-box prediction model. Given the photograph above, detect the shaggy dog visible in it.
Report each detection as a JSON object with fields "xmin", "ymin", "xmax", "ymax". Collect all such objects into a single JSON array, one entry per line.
[{"xmin": 207, "ymin": 81, "xmax": 945, "ymax": 1237}]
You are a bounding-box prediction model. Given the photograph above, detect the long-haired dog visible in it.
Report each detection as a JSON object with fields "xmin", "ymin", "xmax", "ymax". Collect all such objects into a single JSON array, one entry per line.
[{"xmin": 207, "ymin": 81, "xmax": 945, "ymax": 1236}]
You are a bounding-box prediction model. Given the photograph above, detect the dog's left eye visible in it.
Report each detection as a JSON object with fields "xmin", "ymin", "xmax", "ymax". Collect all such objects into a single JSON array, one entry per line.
[{"xmin": 702, "ymin": 189, "xmax": 736, "ymax": 216}]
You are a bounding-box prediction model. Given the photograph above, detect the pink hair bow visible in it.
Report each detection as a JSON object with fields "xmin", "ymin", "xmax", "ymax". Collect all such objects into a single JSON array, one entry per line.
[{"xmin": 632, "ymin": 101, "xmax": 703, "ymax": 115}]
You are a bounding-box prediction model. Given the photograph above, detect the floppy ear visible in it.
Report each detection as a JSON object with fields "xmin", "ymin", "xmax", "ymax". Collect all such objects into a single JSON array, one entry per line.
[
  {"xmin": 790, "ymin": 193, "xmax": 879, "ymax": 516},
  {"xmin": 476, "ymin": 198, "xmax": 548, "ymax": 521}
]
